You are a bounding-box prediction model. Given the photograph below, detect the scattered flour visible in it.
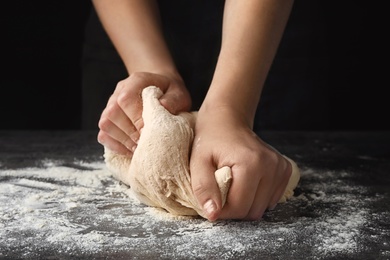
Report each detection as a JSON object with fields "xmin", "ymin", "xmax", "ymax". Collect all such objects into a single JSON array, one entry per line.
[{"xmin": 0, "ymin": 160, "xmax": 389, "ymax": 259}]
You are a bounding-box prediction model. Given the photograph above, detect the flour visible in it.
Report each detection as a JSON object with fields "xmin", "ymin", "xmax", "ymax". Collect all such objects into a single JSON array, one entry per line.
[
  {"xmin": 0, "ymin": 160, "xmax": 389, "ymax": 259},
  {"xmin": 104, "ymin": 86, "xmax": 299, "ymax": 219}
]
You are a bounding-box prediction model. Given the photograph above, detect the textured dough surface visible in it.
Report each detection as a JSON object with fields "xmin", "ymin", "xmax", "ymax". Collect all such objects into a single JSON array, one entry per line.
[{"xmin": 104, "ymin": 86, "xmax": 300, "ymax": 218}]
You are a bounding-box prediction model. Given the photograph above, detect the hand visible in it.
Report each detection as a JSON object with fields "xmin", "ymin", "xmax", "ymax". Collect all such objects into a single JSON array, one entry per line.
[
  {"xmin": 97, "ymin": 72, "xmax": 191, "ymax": 156},
  {"xmin": 190, "ymin": 106, "xmax": 292, "ymax": 221}
]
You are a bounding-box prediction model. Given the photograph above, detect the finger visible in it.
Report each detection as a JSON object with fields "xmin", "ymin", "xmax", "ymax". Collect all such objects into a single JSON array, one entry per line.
[
  {"xmin": 117, "ymin": 72, "xmax": 174, "ymax": 130},
  {"xmin": 191, "ymin": 163, "xmax": 222, "ymax": 221},
  {"xmin": 159, "ymin": 90, "xmax": 191, "ymax": 115},
  {"xmin": 117, "ymin": 89, "xmax": 144, "ymax": 132},
  {"xmin": 218, "ymin": 165, "xmax": 260, "ymax": 220},
  {"xmin": 97, "ymin": 130, "xmax": 133, "ymax": 157},
  {"xmin": 98, "ymin": 116, "xmax": 137, "ymax": 152},
  {"xmin": 244, "ymin": 178, "xmax": 274, "ymax": 220},
  {"xmin": 115, "ymin": 74, "xmax": 152, "ymax": 132},
  {"xmin": 190, "ymin": 145, "xmax": 222, "ymax": 221},
  {"xmin": 99, "ymin": 99, "xmax": 138, "ymax": 148},
  {"xmin": 102, "ymin": 102, "xmax": 140, "ymax": 144},
  {"xmin": 268, "ymin": 159, "xmax": 292, "ymax": 208}
]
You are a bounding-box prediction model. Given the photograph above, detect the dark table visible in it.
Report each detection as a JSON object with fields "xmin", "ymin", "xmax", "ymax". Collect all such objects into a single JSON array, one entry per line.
[{"xmin": 0, "ymin": 130, "xmax": 389, "ymax": 260}]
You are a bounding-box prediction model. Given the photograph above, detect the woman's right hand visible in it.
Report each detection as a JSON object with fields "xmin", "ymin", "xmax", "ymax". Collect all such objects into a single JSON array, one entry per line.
[{"xmin": 97, "ymin": 71, "xmax": 191, "ymax": 157}]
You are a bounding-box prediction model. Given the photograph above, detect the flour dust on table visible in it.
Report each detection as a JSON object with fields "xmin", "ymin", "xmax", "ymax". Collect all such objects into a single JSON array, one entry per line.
[{"xmin": 1, "ymin": 159, "xmax": 388, "ymax": 259}]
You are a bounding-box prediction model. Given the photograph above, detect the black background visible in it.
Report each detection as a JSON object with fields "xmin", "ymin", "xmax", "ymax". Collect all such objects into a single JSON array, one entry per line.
[{"xmin": 1, "ymin": 1, "xmax": 387, "ymax": 130}]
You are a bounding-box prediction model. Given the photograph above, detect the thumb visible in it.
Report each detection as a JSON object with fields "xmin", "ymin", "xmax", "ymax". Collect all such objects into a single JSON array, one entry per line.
[
  {"xmin": 190, "ymin": 154, "xmax": 222, "ymax": 221},
  {"xmin": 159, "ymin": 90, "xmax": 191, "ymax": 115}
]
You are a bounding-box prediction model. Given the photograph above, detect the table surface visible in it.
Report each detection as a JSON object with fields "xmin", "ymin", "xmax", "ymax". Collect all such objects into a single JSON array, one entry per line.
[{"xmin": 0, "ymin": 130, "xmax": 389, "ymax": 260}]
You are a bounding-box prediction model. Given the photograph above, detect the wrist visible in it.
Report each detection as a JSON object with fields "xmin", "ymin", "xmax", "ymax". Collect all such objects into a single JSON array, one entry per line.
[
  {"xmin": 199, "ymin": 97, "xmax": 255, "ymax": 129},
  {"xmin": 128, "ymin": 67, "xmax": 184, "ymax": 86},
  {"xmin": 126, "ymin": 59, "xmax": 181, "ymax": 79},
  {"xmin": 201, "ymin": 81, "xmax": 260, "ymax": 128}
]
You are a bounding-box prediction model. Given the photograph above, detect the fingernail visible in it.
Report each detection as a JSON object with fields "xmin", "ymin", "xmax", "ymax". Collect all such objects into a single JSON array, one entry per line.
[
  {"xmin": 203, "ymin": 199, "xmax": 216, "ymax": 217},
  {"xmin": 131, "ymin": 145, "xmax": 137, "ymax": 152}
]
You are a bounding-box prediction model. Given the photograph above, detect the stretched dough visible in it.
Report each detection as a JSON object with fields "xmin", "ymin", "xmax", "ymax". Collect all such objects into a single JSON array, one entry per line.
[{"xmin": 104, "ymin": 86, "xmax": 300, "ymax": 218}]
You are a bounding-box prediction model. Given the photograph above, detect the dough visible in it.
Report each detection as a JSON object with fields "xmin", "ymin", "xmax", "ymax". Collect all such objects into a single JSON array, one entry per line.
[
  {"xmin": 104, "ymin": 86, "xmax": 230, "ymax": 218},
  {"xmin": 104, "ymin": 86, "xmax": 300, "ymax": 218}
]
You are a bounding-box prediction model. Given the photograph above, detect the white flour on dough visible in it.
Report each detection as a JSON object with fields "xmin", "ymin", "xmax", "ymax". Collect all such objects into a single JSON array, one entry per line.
[{"xmin": 104, "ymin": 86, "xmax": 300, "ymax": 218}]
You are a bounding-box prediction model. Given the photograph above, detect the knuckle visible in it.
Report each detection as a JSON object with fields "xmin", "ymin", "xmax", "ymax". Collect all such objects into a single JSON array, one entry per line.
[
  {"xmin": 115, "ymin": 80, "xmax": 125, "ymax": 91},
  {"xmin": 192, "ymin": 183, "xmax": 214, "ymax": 206},
  {"xmin": 98, "ymin": 117, "xmax": 111, "ymax": 132},
  {"xmin": 259, "ymin": 148, "xmax": 279, "ymax": 164},
  {"xmin": 103, "ymin": 103, "xmax": 117, "ymax": 118},
  {"xmin": 117, "ymin": 91, "xmax": 141, "ymax": 110},
  {"xmin": 241, "ymin": 146, "xmax": 263, "ymax": 164},
  {"xmin": 117, "ymin": 92, "xmax": 132, "ymax": 107},
  {"xmin": 192, "ymin": 183, "xmax": 207, "ymax": 200},
  {"xmin": 97, "ymin": 131, "xmax": 108, "ymax": 145}
]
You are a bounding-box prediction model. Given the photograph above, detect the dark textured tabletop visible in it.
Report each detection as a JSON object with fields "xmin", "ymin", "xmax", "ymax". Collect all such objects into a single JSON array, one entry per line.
[{"xmin": 0, "ymin": 130, "xmax": 389, "ymax": 260}]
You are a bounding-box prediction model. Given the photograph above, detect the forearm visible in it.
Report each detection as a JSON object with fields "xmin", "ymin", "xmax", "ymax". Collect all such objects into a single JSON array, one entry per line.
[
  {"xmin": 203, "ymin": 0, "xmax": 294, "ymax": 127},
  {"xmin": 92, "ymin": 0, "xmax": 179, "ymax": 77}
]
